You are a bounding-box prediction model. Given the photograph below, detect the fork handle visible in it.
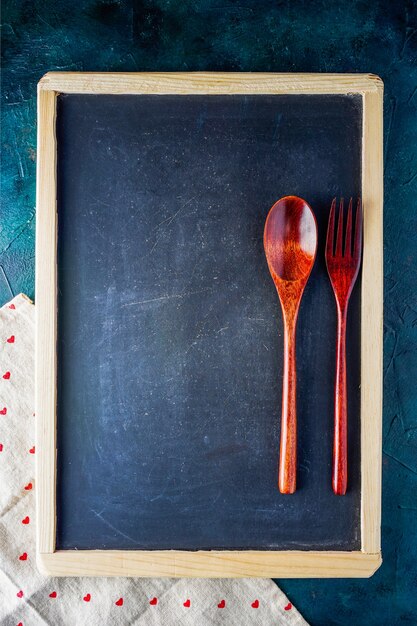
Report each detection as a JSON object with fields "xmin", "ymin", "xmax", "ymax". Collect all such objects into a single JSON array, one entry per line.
[
  {"xmin": 333, "ymin": 305, "xmax": 348, "ymax": 495},
  {"xmin": 279, "ymin": 316, "xmax": 297, "ymax": 494}
]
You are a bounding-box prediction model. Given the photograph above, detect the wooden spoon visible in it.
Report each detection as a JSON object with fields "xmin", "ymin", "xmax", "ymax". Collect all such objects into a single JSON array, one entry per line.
[{"xmin": 264, "ymin": 196, "xmax": 317, "ymax": 494}]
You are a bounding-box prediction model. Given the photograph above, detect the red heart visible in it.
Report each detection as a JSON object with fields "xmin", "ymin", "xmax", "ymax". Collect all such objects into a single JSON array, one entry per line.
[
  {"xmin": 83, "ymin": 593, "xmax": 91, "ymax": 602},
  {"xmin": 0, "ymin": 443, "xmax": 3, "ymax": 452},
  {"xmin": 29, "ymin": 446, "xmax": 35, "ymax": 454},
  {"xmin": 17, "ymin": 622, "xmax": 23, "ymax": 626},
  {"xmin": 115, "ymin": 597, "xmax": 123, "ymax": 606},
  {"xmin": 0, "ymin": 407, "xmax": 7, "ymax": 415},
  {"xmin": 217, "ymin": 599, "xmax": 226, "ymax": 609},
  {"xmin": 9, "ymin": 303, "xmax": 16, "ymax": 309},
  {"xmin": 19, "ymin": 552, "xmax": 28, "ymax": 561},
  {"xmin": 3, "ymin": 371, "xmax": 10, "ymax": 379},
  {"xmin": 24, "ymin": 482, "xmax": 33, "ymax": 490},
  {"xmin": 22, "ymin": 516, "xmax": 30, "ymax": 525},
  {"xmin": 284, "ymin": 602, "xmax": 292, "ymax": 611},
  {"xmin": 149, "ymin": 597, "xmax": 158, "ymax": 605},
  {"xmin": 17, "ymin": 590, "xmax": 24, "ymax": 598},
  {"xmin": 183, "ymin": 599, "xmax": 191, "ymax": 607},
  {"xmin": 49, "ymin": 591, "xmax": 57, "ymax": 598},
  {"xmin": 251, "ymin": 599, "xmax": 259, "ymax": 608},
  {"xmin": 7, "ymin": 335, "xmax": 15, "ymax": 343}
]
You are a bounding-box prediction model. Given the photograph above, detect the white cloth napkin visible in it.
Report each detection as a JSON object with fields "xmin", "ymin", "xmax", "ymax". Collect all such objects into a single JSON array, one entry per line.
[{"xmin": 0, "ymin": 293, "xmax": 308, "ymax": 625}]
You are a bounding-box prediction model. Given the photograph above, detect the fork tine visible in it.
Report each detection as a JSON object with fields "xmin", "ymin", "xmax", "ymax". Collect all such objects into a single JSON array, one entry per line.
[
  {"xmin": 353, "ymin": 198, "xmax": 362, "ymax": 261},
  {"xmin": 335, "ymin": 198, "xmax": 344, "ymax": 257},
  {"xmin": 344, "ymin": 198, "xmax": 353, "ymax": 257},
  {"xmin": 326, "ymin": 198, "xmax": 336, "ymax": 257}
]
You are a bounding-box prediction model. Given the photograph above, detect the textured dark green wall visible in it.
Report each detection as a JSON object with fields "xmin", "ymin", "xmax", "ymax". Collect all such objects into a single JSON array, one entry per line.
[{"xmin": 2, "ymin": 1, "xmax": 416, "ymax": 624}]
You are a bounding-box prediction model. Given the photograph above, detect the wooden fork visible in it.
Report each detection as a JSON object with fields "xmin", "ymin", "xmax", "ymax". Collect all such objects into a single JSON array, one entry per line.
[{"xmin": 325, "ymin": 198, "xmax": 362, "ymax": 495}]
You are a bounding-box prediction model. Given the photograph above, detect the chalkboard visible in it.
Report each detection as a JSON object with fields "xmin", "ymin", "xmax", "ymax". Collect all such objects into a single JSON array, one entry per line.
[{"xmin": 55, "ymin": 93, "xmax": 362, "ymax": 551}]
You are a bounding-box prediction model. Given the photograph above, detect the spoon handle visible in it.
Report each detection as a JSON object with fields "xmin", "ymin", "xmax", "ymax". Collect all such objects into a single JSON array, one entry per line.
[{"xmin": 279, "ymin": 318, "xmax": 297, "ymax": 494}]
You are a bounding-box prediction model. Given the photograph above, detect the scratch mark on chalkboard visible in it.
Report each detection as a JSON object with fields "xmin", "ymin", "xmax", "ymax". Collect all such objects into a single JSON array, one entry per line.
[
  {"xmin": 87, "ymin": 192, "xmax": 113, "ymax": 208},
  {"xmin": 149, "ymin": 480, "xmax": 179, "ymax": 503},
  {"xmin": 90, "ymin": 509, "xmax": 142, "ymax": 544},
  {"xmin": 184, "ymin": 309, "xmax": 214, "ymax": 354},
  {"xmin": 90, "ymin": 220, "xmax": 115, "ymax": 245},
  {"xmin": 148, "ymin": 233, "xmax": 163, "ymax": 255},
  {"xmin": 153, "ymin": 195, "xmax": 197, "ymax": 231},
  {"xmin": 271, "ymin": 113, "xmax": 283, "ymax": 142},
  {"xmin": 122, "ymin": 287, "xmax": 213, "ymax": 307},
  {"xmin": 196, "ymin": 222, "xmax": 207, "ymax": 249},
  {"xmin": 255, "ymin": 508, "xmax": 281, "ymax": 515},
  {"xmin": 147, "ymin": 196, "xmax": 198, "ymax": 255}
]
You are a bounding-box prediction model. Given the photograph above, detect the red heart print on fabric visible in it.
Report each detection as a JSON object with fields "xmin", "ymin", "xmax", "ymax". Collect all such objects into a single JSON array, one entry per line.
[
  {"xmin": 17, "ymin": 622, "xmax": 23, "ymax": 626},
  {"xmin": 0, "ymin": 407, "xmax": 7, "ymax": 415},
  {"xmin": 19, "ymin": 552, "xmax": 28, "ymax": 561},
  {"xmin": 24, "ymin": 482, "xmax": 32, "ymax": 490},
  {"xmin": 29, "ymin": 446, "xmax": 35, "ymax": 454},
  {"xmin": 115, "ymin": 598, "xmax": 123, "ymax": 606},
  {"xmin": 0, "ymin": 443, "xmax": 3, "ymax": 452},
  {"xmin": 17, "ymin": 590, "xmax": 24, "ymax": 598},
  {"xmin": 183, "ymin": 599, "xmax": 191, "ymax": 607},
  {"xmin": 49, "ymin": 591, "xmax": 57, "ymax": 598},
  {"xmin": 7, "ymin": 335, "xmax": 15, "ymax": 343},
  {"xmin": 217, "ymin": 600, "xmax": 226, "ymax": 608},
  {"xmin": 83, "ymin": 593, "xmax": 91, "ymax": 602},
  {"xmin": 284, "ymin": 602, "xmax": 292, "ymax": 611},
  {"xmin": 9, "ymin": 303, "xmax": 16, "ymax": 309},
  {"xmin": 149, "ymin": 597, "xmax": 158, "ymax": 605},
  {"xmin": 22, "ymin": 516, "xmax": 30, "ymax": 524},
  {"xmin": 251, "ymin": 599, "xmax": 259, "ymax": 608},
  {"xmin": 3, "ymin": 371, "xmax": 10, "ymax": 379}
]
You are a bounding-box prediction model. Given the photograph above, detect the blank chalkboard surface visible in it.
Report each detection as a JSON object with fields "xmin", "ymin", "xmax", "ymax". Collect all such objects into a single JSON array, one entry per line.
[{"xmin": 55, "ymin": 92, "xmax": 362, "ymax": 551}]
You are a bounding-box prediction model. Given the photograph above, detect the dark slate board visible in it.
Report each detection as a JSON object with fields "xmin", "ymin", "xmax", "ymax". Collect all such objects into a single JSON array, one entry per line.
[{"xmin": 55, "ymin": 93, "xmax": 362, "ymax": 551}]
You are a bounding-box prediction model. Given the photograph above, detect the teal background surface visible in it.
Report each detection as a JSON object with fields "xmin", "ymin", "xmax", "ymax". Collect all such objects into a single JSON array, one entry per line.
[{"xmin": 2, "ymin": 1, "xmax": 416, "ymax": 624}]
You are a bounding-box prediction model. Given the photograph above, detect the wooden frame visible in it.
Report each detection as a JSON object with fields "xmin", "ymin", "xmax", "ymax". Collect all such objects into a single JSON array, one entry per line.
[{"xmin": 36, "ymin": 72, "xmax": 383, "ymax": 577}]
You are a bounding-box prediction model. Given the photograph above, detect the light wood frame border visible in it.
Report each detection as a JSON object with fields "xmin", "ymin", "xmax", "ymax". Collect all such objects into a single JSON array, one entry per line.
[{"xmin": 36, "ymin": 72, "xmax": 383, "ymax": 578}]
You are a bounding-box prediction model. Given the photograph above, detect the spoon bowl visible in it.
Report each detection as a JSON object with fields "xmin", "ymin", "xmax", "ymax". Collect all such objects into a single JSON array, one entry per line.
[
  {"xmin": 264, "ymin": 196, "xmax": 317, "ymax": 494},
  {"xmin": 264, "ymin": 196, "xmax": 317, "ymax": 282}
]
